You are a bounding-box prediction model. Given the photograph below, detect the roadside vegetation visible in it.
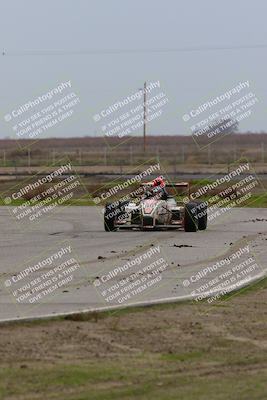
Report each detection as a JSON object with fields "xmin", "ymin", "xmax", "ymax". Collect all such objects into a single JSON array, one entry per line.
[{"xmin": 0, "ymin": 278, "xmax": 266, "ymax": 400}]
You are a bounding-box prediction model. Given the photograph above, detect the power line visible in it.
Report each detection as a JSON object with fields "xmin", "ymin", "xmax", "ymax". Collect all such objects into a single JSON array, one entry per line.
[{"xmin": 2, "ymin": 44, "xmax": 267, "ymax": 56}]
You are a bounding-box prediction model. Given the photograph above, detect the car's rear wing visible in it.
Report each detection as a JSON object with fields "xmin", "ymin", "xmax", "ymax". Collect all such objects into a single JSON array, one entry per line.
[
  {"xmin": 165, "ymin": 182, "xmax": 189, "ymax": 188},
  {"xmin": 141, "ymin": 182, "xmax": 190, "ymax": 194}
]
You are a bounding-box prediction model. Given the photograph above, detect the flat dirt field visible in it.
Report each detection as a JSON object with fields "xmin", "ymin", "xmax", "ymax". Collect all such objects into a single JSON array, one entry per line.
[{"xmin": 0, "ymin": 279, "xmax": 266, "ymax": 400}]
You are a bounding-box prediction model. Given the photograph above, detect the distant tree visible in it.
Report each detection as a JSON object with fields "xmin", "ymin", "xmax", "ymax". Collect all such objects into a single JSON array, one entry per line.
[{"xmin": 193, "ymin": 117, "xmax": 239, "ymax": 139}]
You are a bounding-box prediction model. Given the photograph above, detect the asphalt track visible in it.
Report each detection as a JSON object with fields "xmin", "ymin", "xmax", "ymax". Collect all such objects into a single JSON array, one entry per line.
[{"xmin": 0, "ymin": 206, "xmax": 266, "ymax": 322}]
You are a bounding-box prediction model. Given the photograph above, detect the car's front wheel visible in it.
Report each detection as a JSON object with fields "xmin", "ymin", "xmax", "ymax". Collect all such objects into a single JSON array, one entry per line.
[
  {"xmin": 194, "ymin": 200, "xmax": 208, "ymax": 230},
  {"xmin": 184, "ymin": 202, "xmax": 198, "ymax": 232}
]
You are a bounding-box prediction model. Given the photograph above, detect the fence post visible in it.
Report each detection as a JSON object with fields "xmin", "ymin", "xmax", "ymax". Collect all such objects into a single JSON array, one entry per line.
[
  {"xmin": 28, "ymin": 148, "xmax": 31, "ymax": 168},
  {"xmin": 208, "ymin": 145, "xmax": 211, "ymax": 165},
  {"xmin": 103, "ymin": 147, "xmax": 107, "ymax": 166},
  {"xmin": 181, "ymin": 146, "xmax": 185, "ymax": 163},
  {"xmin": 52, "ymin": 149, "xmax": 56, "ymax": 165},
  {"xmin": 130, "ymin": 145, "xmax": 133, "ymax": 165}
]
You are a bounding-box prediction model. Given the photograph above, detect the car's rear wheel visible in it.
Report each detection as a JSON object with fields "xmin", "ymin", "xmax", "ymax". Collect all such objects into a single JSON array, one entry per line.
[
  {"xmin": 104, "ymin": 202, "xmax": 117, "ymax": 232},
  {"xmin": 184, "ymin": 202, "xmax": 198, "ymax": 232},
  {"xmin": 131, "ymin": 210, "xmax": 141, "ymax": 225},
  {"xmin": 194, "ymin": 200, "xmax": 208, "ymax": 230}
]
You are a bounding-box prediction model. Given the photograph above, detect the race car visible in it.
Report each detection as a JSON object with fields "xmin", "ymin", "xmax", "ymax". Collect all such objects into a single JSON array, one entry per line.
[{"xmin": 104, "ymin": 177, "xmax": 208, "ymax": 232}]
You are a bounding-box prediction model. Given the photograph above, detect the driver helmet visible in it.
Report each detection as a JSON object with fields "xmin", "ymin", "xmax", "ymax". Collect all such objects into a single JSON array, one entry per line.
[{"xmin": 153, "ymin": 176, "xmax": 165, "ymax": 188}]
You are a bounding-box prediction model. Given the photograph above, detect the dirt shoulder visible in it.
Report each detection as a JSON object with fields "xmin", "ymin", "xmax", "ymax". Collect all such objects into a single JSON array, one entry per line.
[{"xmin": 0, "ymin": 279, "xmax": 267, "ymax": 400}]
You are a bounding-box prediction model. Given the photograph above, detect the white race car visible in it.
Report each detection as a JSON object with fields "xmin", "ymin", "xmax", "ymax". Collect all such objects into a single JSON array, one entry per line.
[{"xmin": 104, "ymin": 182, "xmax": 207, "ymax": 232}]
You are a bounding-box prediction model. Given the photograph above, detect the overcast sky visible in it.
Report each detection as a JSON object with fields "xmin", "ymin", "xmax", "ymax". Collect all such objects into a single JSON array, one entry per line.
[{"xmin": 1, "ymin": 0, "xmax": 267, "ymax": 140}]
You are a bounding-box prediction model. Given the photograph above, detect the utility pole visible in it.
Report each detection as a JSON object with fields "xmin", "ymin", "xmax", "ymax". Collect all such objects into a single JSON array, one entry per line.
[{"xmin": 143, "ymin": 81, "xmax": 147, "ymax": 153}]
